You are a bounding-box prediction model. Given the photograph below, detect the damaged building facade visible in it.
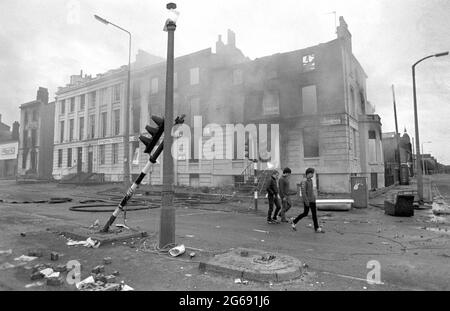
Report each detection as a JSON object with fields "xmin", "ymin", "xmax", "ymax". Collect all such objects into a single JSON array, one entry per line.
[
  {"xmin": 52, "ymin": 17, "xmax": 384, "ymax": 193},
  {"xmin": 17, "ymin": 87, "xmax": 55, "ymax": 180}
]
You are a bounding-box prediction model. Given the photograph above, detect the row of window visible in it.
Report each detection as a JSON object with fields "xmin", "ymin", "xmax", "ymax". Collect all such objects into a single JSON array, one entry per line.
[
  {"xmin": 23, "ymin": 110, "xmax": 39, "ymax": 124},
  {"xmin": 56, "ymin": 144, "xmax": 120, "ymax": 168},
  {"xmin": 59, "ymin": 85, "xmax": 121, "ymax": 115},
  {"xmin": 58, "ymin": 110, "xmax": 121, "ymax": 143}
]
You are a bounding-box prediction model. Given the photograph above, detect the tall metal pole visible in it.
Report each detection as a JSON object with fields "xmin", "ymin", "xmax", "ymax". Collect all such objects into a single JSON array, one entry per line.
[
  {"xmin": 392, "ymin": 84, "xmax": 401, "ymax": 182},
  {"xmin": 412, "ymin": 64, "xmax": 423, "ymax": 202},
  {"xmin": 411, "ymin": 52, "xmax": 448, "ymax": 202},
  {"xmin": 124, "ymin": 33, "xmax": 131, "ymax": 185},
  {"xmin": 159, "ymin": 3, "xmax": 177, "ymax": 248}
]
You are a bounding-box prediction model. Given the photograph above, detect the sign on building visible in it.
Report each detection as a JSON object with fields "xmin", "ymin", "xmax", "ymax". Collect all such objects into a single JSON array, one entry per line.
[{"xmin": 0, "ymin": 142, "xmax": 19, "ymax": 160}]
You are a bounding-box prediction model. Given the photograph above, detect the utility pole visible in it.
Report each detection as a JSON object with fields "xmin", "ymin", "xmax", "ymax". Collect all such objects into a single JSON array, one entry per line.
[
  {"xmin": 159, "ymin": 2, "xmax": 178, "ymax": 249},
  {"xmin": 391, "ymin": 85, "xmax": 401, "ymax": 182}
]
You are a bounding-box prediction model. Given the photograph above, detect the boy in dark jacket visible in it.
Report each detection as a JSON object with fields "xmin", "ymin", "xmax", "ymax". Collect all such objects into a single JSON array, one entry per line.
[
  {"xmin": 266, "ymin": 170, "xmax": 281, "ymax": 224},
  {"xmin": 291, "ymin": 167, "xmax": 324, "ymax": 233},
  {"xmin": 278, "ymin": 167, "xmax": 295, "ymax": 223}
]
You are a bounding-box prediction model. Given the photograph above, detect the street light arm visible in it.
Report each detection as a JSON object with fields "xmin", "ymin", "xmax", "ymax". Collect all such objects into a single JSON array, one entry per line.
[{"xmin": 412, "ymin": 55, "xmax": 435, "ymax": 68}]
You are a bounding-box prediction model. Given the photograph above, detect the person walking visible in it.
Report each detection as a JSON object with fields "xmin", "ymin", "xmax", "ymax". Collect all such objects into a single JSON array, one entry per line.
[
  {"xmin": 291, "ymin": 167, "xmax": 324, "ymax": 233},
  {"xmin": 266, "ymin": 170, "xmax": 282, "ymax": 224},
  {"xmin": 278, "ymin": 167, "xmax": 294, "ymax": 223}
]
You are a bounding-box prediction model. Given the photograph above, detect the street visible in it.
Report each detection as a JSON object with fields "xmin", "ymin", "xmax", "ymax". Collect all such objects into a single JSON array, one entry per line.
[{"xmin": 1, "ymin": 175, "xmax": 450, "ymax": 291}]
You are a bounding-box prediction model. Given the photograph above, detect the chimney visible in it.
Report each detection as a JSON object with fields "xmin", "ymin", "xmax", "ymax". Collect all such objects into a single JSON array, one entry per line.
[
  {"xmin": 227, "ymin": 29, "xmax": 236, "ymax": 48},
  {"xmin": 12, "ymin": 121, "xmax": 19, "ymax": 140},
  {"xmin": 216, "ymin": 34, "xmax": 225, "ymax": 53},
  {"xmin": 36, "ymin": 87, "xmax": 49, "ymax": 104},
  {"xmin": 337, "ymin": 16, "xmax": 352, "ymax": 52}
]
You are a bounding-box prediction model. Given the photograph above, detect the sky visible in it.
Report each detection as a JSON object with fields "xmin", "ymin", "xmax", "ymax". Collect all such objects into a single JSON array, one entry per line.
[{"xmin": 0, "ymin": 0, "xmax": 449, "ymax": 163}]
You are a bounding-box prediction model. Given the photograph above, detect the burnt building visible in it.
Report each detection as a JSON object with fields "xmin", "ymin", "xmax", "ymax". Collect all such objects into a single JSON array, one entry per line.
[
  {"xmin": 17, "ymin": 87, "xmax": 55, "ymax": 179},
  {"xmin": 52, "ymin": 17, "xmax": 384, "ymax": 193}
]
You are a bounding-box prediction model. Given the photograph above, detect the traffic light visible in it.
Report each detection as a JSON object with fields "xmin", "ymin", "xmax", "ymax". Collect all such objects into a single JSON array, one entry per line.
[{"xmin": 139, "ymin": 115, "xmax": 164, "ymax": 154}]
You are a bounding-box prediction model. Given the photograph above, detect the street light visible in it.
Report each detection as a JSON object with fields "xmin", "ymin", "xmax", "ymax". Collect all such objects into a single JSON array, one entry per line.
[
  {"xmin": 412, "ymin": 51, "xmax": 448, "ymax": 203},
  {"xmin": 94, "ymin": 14, "xmax": 132, "ymax": 186},
  {"xmin": 159, "ymin": 3, "xmax": 179, "ymax": 249},
  {"xmin": 421, "ymin": 141, "xmax": 432, "ymax": 175}
]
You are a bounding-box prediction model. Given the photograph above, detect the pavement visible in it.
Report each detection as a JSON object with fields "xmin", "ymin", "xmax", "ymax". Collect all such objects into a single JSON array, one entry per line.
[{"xmin": 1, "ymin": 175, "xmax": 450, "ymax": 291}]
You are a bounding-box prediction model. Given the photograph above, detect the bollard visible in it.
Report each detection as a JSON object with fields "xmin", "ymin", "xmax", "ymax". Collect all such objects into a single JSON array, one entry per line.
[{"xmin": 254, "ymin": 191, "xmax": 258, "ymax": 211}]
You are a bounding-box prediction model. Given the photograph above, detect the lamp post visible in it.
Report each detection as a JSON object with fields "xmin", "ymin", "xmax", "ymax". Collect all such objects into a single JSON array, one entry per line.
[
  {"xmin": 159, "ymin": 3, "xmax": 179, "ymax": 249},
  {"xmin": 421, "ymin": 141, "xmax": 432, "ymax": 175},
  {"xmin": 94, "ymin": 14, "xmax": 132, "ymax": 186},
  {"xmin": 412, "ymin": 51, "xmax": 448, "ymax": 202}
]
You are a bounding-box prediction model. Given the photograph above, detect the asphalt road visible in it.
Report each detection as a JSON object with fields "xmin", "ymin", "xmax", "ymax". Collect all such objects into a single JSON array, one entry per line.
[{"xmin": 0, "ymin": 177, "xmax": 449, "ymax": 291}]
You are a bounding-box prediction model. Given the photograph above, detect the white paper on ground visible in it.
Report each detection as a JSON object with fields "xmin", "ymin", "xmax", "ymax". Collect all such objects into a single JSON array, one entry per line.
[
  {"xmin": 0, "ymin": 249, "xmax": 12, "ymax": 255},
  {"xmin": 14, "ymin": 255, "xmax": 37, "ymax": 262},
  {"xmin": 76, "ymin": 276, "xmax": 95, "ymax": 289},
  {"xmin": 121, "ymin": 284, "xmax": 134, "ymax": 291},
  {"xmin": 39, "ymin": 268, "xmax": 54, "ymax": 277}
]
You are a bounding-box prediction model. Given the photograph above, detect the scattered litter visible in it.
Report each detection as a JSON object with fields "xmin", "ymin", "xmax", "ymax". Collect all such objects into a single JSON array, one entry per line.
[
  {"xmin": 363, "ymin": 286, "xmax": 367, "ymax": 290},
  {"xmin": 269, "ymin": 282, "xmax": 273, "ymax": 286},
  {"xmin": 381, "ymin": 242, "xmax": 389, "ymax": 245},
  {"xmin": 253, "ymin": 229, "xmax": 269, "ymax": 234},
  {"xmin": 116, "ymin": 224, "xmax": 130, "ymax": 230},
  {"xmin": 169, "ymin": 244, "xmax": 186, "ymax": 257},
  {"xmin": 185, "ymin": 274, "xmax": 192, "ymax": 277},
  {"xmin": 185, "ymin": 235, "xmax": 195, "ymax": 238},
  {"xmin": 76, "ymin": 276, "xmax": 95, "ymax": 289},
  {"xmin": 261, "ymin": 240, "xmax": 265, "ymax": 242},
  {"xmin": 0, "ymin": 262, "xmax": 15, "ymax": 270},
  {"xmin": 66, "ymin": 237, "xmax": 100, "ymax": 248},
  {"xmin": 27, "ymin": 250, "xmax": 43, "ymax": 257},
  {"xmin": 14, "ymin": 255, "xmax": 37, "ymax": 262},
  {"xmin": 103, "ymin": 257, "xmax": 112, "ymax": 265},
  {"xmin": 20, "ymin": 233, "xmax": 26, "ymax": 237},
  {"xmin": 92, "ymin": 265, "xmax": 105, "ymax": 274},
  {"xmin": 234, "ymin": 278, "xmax": 242, "ymax": 284},
  {"xmin": 89, "ymin": 219, "xmax": 100, "ymax": 229},
  {"xmin": 240, "ymin": 250, "xmax": 249, "ymax": 257},
  {"xmin": 180, "ymin": 267, "xmax": 184, "ymax": 270},
  {"xmin": 189, "ymin": 252, "xmax": 196, "ymax": 259},
  {"xmin": 216, "ymin": 226, "xmax": 221, "ymax": 228},
  {"xmin": 0, "ymin": 249, "xmax": 12, "ymax": 255},
  {"xmin": 302, "ymin": 263, "xmax": 309, "ymax": 269},
  {"xmin": 47, "ymin": 276, "xmax": 64, "ymax": 286},
  {"xmin": 112, "ymin": 270, "xmax": 120, "ymax": 276},
  {"xmin": 25, "ymin": 281, "xmax": 44, "ymax": 288},
  {"xmin": 121, "ymin": 284, "xmax": 134, "ymax": 291},
  {"xmin": 242, "ymin": 280, "xmax": 249, "ymax": 285},
  {"xmin": 48, "ymin": 272, "xmax": 60, "ymax": 278},
  {"xmin": 39, "ymin": 268, "xmax": 54, "ymax": 277},
  {"xmin": 308, "ymin": 224, "xmax": 313, "ymax": 227}
]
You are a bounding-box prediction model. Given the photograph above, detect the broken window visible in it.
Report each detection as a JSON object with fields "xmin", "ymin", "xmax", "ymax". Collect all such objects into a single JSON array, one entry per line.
[
  {"xmin": 80, "ymin": 94, "xmax": 85, "ymax": 111},
  {"xmin": 112, "ymin": 143, "xmax": 119, "ymax": 164},
  {"xmin": 57, "ymin": 149, "xmax": 62, "ymax": 168},
  {"xmin": 301, "ymin": 85, "xmax": 317, "ymax": 115},
  {"xmin": 262, "ymin": 90, "xmax": 280, "ymax": 116},
  {"xmin": 67, "ymin": 148, "xmax": 72, "ymax": 167},
  {"xmin": 113, "ymin": 84, "xmax": 121, "ymax": 102},
  {"xmin": 99, "ymin": 145, "xmax": 105, "ymax": 165},
  {"xmin": 303, "ymin": 127, "xmax": 319, "ymax": 158},
  {"xmin": 302, "ymin": 53, "xmax": 315, "ymax": 72},
  {"xmin": 60, "ymin": 121, "xmax": 65, "ymax": 142},
  {"xmin": 69, "ymin": 119, "xmax": 74, "ymax": 141},
  {"xmin": 79, "ymin": 117, "xmax": 84, "ymax": 140},
  {"xmin": 70, "ymin": 97, "xmax": 75, "ymax": 112},
  {"xmin": 60, "ymin": 100, "xmax": 65, "ymax": 114}
]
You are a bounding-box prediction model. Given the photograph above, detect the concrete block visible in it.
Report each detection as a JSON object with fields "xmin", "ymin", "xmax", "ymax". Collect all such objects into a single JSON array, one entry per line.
[{"xmin": 50, "ymin": 252, "xmax": 59, "ymax": 261}]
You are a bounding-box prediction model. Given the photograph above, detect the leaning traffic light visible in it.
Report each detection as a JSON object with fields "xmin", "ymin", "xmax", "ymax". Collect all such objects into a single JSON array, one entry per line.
[{"xmin": 139, "ymin": 115, "xmax": 164, "ymax": 154}]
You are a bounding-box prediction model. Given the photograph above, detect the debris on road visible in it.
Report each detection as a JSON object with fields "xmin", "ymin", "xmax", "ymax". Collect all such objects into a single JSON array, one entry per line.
[
  {"xmin": 27, "ymin": 250, "xmax": 43, "ymax": 257},
  {"xmin": 91, "ymin": 265, "xmax": 105, "ymax": 274},
  {"xmin": 186, "ymin": 234, "xmax": 195, "ymax": 238},
  {"xmin": 189, "ymin": 252, "xmax": 196, "ymax": 259},
  {"xmin": 25, "ymin": 281, "xmax": 44, "ymax": 288},
  {"xmin": 234, "ymin": 278, "xmax": 242, "ymax": 284},
  {"xmin": 20, "ymin": 233, "xmax": 26, "ymax": 237},
  {"xmin": 66, "ymin": 237, "xmax": 100, "ymax": 248},
  {"xmin": 103, "ymin": 257, "xmax": 112, "ymax": 265},
  {"xmin": 0, "ymin": 262, "xmax": 15, "ymax": 270},
  {"xmin": 14, "ymin": 255, "xmax": 38, "ymax": 262},
  {"xmin": 169, "ymin": 244, "xmax": 186, "ymax": 257},
  {"xmin": 253, "ymin": 229, "xmax": 269, "ymax": 234},
  {"xmin": 0, "ymin": 249, "xmax": 12, "ymax": 255},
  {"xmin": 76, "ymin": 276, "xmax": 95, "ymax": 289}
]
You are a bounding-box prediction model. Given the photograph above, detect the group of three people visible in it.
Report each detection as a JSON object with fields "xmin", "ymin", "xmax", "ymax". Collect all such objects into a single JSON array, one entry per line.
[{"xmin": 266, "ymin": 167, "xmax": 325, "ymax": 233}]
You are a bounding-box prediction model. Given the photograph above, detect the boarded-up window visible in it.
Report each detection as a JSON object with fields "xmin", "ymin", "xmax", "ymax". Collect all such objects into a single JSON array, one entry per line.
[
  {"xmin": 262, "ymin": 91, "xmax": 279, "ymax": 116},
  {"xmin": 303, "ymin": 128, "xmax": 319, "ymax": 158},
  {"xmin": 368, "ymin": 130, "xmax": 376, "ymax": 163},
  {"xmin": 301, "ymin": 85, "xmax": 317, "ymax": 115}
]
